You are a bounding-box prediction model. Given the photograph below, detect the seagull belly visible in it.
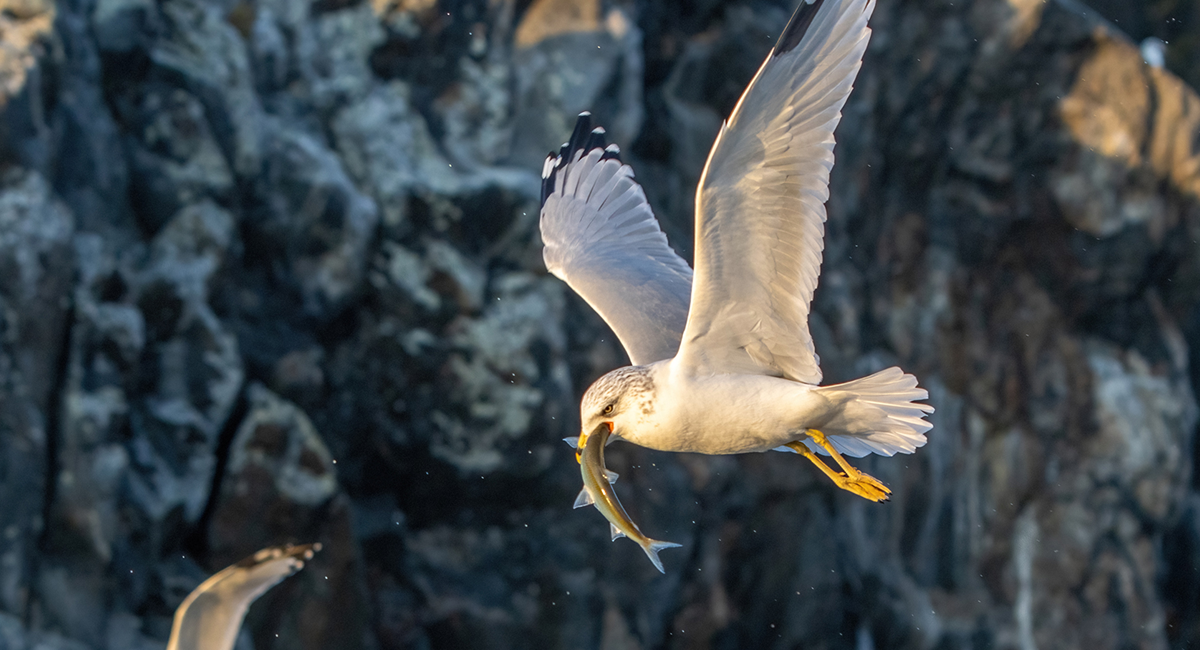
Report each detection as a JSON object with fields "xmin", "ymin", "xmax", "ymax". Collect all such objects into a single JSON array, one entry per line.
[{"xmin": 643, "ymin": 373, "xmax": 839, "ymax": 455}]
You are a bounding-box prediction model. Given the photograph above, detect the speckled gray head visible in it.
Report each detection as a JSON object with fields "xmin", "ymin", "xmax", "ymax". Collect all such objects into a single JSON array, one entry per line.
[{"xmin": 579, "ymin": 365, "xmax": 656, "ymax": 441}]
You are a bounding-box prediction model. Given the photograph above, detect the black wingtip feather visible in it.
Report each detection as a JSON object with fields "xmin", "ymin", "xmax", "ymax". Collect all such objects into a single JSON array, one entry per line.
[
  {"xmin": 774, "ymin": 0, "xmax": 825, "ymax": 56},
  {"xmin": 586, "ymin": 127, "xmax": 607, "ymax": 152},
  {"xmin": 540, "ymin": 112, "xmax": 623, "ymax": 207},
  {"xmin": 566, "ymin": 113, "xmax": 594, "ymax": 157}
]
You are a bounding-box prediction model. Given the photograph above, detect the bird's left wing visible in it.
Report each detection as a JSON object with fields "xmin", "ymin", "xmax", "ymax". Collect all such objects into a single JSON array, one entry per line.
[
  {"xmin": 167, "ymin": 543, "xmax": 319, "ymax": 650},
  {"xmin": 541, "ymin": 113, "xmax": 694, "ymax": 366},
  {"xmin": 677, "ymin": 0, "xmax": 875, "ymax": 384}
]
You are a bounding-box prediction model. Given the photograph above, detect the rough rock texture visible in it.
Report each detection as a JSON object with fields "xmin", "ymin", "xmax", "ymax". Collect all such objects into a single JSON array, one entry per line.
[
  {"xmin": 3, "ymin": 0, "xmax": 1200, "ymax": 648},
  {"xmin": 0, "ymin": 168, "xmax": 72, "ymax": 620}
]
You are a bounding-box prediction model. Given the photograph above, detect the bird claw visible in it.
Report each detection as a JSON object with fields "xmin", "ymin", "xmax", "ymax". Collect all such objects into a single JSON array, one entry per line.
[
  {"xmin": 832, "ymin": 469, "xmax": 891, "ymax": 502},
  {"xmin": 786, "ymin": 435, "xmax": 893, "ymax": 503}
]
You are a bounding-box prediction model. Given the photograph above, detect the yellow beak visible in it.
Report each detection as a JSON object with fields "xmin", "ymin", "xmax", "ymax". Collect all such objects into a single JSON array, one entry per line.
[{"xmin": 575, "ymin": 422, "xmax": 613, "ymax": 463}]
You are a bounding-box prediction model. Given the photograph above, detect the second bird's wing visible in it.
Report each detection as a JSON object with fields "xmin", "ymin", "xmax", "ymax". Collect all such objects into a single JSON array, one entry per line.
[
  {"xmin": 166, "ymin": 544, "xmax": 319, "ymax": 650},
  {"xmin": 540, "ymin": 113, "xmax": 694, "ymax": 366},
  {"xmin": 676, "ymin": 0, "xmax": 875, "ymax": 384}
]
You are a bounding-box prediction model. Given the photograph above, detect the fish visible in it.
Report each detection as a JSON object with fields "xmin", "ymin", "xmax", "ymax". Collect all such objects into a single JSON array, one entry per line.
[{"xmin": 571, "ymin": 422, "xmax": 681, "ymax": 573}]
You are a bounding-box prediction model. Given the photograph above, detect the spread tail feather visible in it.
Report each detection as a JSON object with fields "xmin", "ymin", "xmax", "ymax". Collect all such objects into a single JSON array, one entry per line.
[{"xmin": 809, "ymin": 366, "xmax": 934, "ymax": 458}]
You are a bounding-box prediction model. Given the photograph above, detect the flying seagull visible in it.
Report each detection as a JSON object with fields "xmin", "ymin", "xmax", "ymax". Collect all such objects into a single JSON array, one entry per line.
[
  {"xmin": 540, "ymin": 0, "xmax": 932, "ymax": 570},
  {"xmin": 167, "ymin": 543, "xmax": 319, "ymax": 650}
]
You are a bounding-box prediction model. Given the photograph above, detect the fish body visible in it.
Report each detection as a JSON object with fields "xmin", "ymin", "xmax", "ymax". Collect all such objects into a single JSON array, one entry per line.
[{"xmin": 576, "ymin": 423, "xmax": 681, "ymax": 572}]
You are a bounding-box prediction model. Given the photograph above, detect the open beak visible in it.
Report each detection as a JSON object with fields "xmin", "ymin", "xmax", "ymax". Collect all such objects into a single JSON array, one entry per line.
[{"xmin": 576, "ymin": 421, "xmax": 614, "ymax": 463}]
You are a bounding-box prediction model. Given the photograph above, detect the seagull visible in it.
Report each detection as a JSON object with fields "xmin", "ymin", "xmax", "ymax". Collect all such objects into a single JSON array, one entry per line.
[
  {"xmin": 540, "ymin": 0, "xmax": 932, "ymax": 568},
  {"xmin": 167, "ymin": 543, "xmax": 319, "ymax": 650}
]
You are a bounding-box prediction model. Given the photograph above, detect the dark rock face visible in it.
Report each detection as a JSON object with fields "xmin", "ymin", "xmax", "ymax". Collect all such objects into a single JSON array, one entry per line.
[
  {"xmin": 3, "ymin": 0, "xmax": 1200, "ymax": 648},
  {"xmin": 0, "ymin": 168, "xmax": 72, "ymax": 619}
]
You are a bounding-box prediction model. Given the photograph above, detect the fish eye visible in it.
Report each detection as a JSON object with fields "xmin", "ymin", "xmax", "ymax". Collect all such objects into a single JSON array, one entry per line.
[{"xmin": 602, "ymin": 404, "xmax": 614, "ymax": 415}]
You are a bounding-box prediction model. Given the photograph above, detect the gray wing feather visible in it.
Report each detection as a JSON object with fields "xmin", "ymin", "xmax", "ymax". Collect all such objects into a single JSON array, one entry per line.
[
  {"xmin": 541, "ymin": 115, "xmax": 693, "ymax": 365},
  {"xmin": 167, "ymin": 544, "xmax": 318, "ymax": 650},
  {"xmin": 678, "ymin": 0, "xmax": 875, "ymax": 384}
]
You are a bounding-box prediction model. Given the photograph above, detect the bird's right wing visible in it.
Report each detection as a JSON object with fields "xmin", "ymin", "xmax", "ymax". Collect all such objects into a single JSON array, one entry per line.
[
  {"xmin": 167, "ymin": 544, "xmax": 320, "ymax": 650},
  {"xmin": 677, "ymin": 0, "xmax": 874, "ymax": 384},
  {"xmin": 540, "ymin": 113, "xmax": 694, "ymax": 366}
]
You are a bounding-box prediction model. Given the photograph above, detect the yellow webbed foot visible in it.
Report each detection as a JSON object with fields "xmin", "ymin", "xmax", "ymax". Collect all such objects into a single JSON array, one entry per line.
[
  {"xmin": 785, "ymin": 432, "xmax": 892, "ymax": 503},
  {"xmin": 828, "ymin": 468, "xmax": 891, "ymax": 502}
]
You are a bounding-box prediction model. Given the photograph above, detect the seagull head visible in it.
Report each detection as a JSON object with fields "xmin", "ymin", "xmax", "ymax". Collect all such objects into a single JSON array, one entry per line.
[{"xmin": 576, "ymin": 366, "xmax": 655, "ymax": 460}]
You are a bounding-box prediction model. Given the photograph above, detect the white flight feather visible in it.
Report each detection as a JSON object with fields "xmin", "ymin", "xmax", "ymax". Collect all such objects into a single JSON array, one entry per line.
[
  {"xmin": 541, "ymin": 146, "xmax": 693, "ymax": 365},
  {"xmin": 167, "ymin": 545, "xmax": 315, "ymax": 650},
  {"xmin": 678, "ymin": 0, "xmax": 875, "ymax": 385}
]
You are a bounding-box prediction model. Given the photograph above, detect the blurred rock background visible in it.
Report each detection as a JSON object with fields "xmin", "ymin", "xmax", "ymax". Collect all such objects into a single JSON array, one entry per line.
[{"xmin": 2, "ymin": 0, "xmax": 1200, "ymax": 648}]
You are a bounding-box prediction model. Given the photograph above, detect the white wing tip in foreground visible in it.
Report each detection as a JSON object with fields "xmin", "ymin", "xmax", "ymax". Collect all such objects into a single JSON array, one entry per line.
[
  {"xmin": 235, "ymin": 542, "xmax": 321, "ymax": 568},
  {"xmin": 167, "ymin": 543, "xmax": 321, "ymax": 650}
]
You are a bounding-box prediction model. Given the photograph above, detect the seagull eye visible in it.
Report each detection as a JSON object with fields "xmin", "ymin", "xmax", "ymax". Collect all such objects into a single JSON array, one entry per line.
[{"xmin": 602, "ymin": 404, "xmax": 614, "ymax": 415}]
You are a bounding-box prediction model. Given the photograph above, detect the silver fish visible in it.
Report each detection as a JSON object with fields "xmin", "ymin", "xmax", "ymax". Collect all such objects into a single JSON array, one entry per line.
[{"xmin": 573, "ymin": 422, "xmax": 681, "ymax": 572}]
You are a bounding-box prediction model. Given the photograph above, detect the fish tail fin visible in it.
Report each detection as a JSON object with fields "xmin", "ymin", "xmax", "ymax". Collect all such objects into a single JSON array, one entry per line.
[{"xmin": 640, "ymin": 539, "xmax": 682, "ymax": 573}]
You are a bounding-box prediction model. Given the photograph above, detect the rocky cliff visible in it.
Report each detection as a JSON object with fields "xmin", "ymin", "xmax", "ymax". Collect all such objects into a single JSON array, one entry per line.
[{"xmin": 2, "ymin": 0, "xmax": 1200, "ymax": 648}]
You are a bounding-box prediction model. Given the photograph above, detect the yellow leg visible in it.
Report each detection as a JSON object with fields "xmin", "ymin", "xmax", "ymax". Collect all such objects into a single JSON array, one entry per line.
[{"xmin": 785, "ymin": 430, "xmax": 892, "ymax": 502}]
